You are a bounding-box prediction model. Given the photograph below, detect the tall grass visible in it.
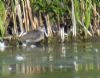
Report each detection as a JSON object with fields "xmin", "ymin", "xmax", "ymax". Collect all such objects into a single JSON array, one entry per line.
[
  {"xmin": 0, "ymin": 0, "xmax": 6, "ymax": 38},
  {"xmin": 74, "ymin": 0, "xmax": 92, "ymax": 38},
  {"xmin": 71, "ymin": 0, "xmax": 76, "ymax": 37},
  {"xmin": 0, "ymin": 0, "xmax": 99, "ymax": 40}
]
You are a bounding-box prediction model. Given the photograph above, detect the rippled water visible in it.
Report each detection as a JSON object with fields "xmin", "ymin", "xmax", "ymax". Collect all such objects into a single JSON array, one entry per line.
[{"xmin": 0, "ymin": 42, "xmax": 100, "ymax": 78}]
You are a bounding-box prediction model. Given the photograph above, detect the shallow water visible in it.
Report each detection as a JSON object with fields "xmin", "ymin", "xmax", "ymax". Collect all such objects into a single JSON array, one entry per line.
[{"xmin": 0, "ymin": 42, "xmax": 100, "ymax": 78}]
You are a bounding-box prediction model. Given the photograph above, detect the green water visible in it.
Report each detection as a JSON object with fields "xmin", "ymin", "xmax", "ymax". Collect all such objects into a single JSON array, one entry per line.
[{"xmin": 0, "ymin": 42, "xmax": 100, "ymax": 78}]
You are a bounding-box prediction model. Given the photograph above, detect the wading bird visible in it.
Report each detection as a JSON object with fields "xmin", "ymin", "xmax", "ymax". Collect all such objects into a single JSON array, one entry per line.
[{"xmin": 19, "ymin": 27, "xmax": 48, "ymax": 46}]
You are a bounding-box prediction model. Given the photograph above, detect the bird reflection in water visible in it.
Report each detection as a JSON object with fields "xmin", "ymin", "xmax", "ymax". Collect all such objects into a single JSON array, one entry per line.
[{"xmin": 0, "ymin": 41, "xmax": 8, "ymax": 52}]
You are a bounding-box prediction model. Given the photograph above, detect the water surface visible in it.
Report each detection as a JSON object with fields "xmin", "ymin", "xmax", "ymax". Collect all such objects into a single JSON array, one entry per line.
[{"xmin": 0, "ymin": 42, "xmax": 100, "ymax": 78}]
